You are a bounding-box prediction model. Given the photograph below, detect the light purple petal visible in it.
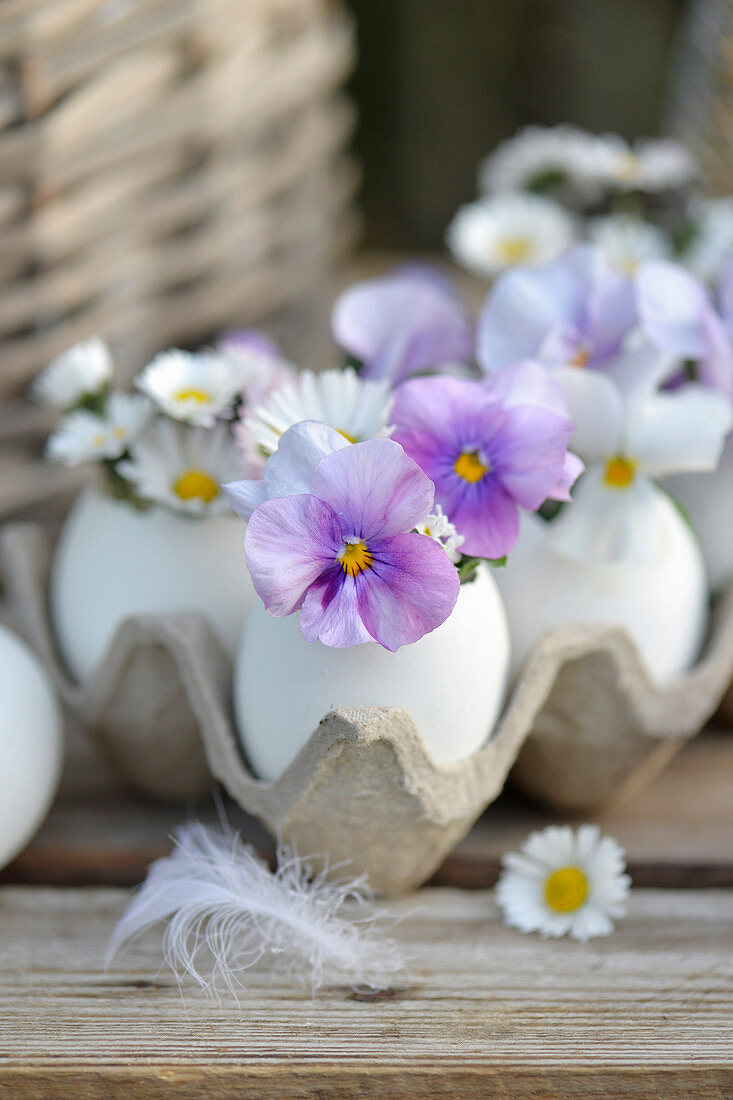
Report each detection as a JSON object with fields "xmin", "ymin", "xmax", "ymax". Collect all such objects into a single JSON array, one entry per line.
[
  {"xmin": 489, "ymin": 359, "xmax": 570, "ymax": 416},
  {"xmin": 332, "ymin": 268, "xmax": 473, "ymax": 384},
  {"xmin": 264, "ymin": 420, "xmax": 349, "ymax": 499},
  {"xmin": 244, "ymin": 494, "xmax": 341, "ymax": 616},
  {"xmin": 356, "ymin": 533, "xmax": 460, "ymax": 651},
  {"xmin": 300, "ymin": 566, "xmax": 372, "ymax": 647},
  {"xmin": 218, "ymin": 329, "xmax": 281, "ymax": 360},
  {"xmin": 224, "ymin": 479, "xmax": 267, "ymax": 521},
  {"xmin": 490, "ymin": 404, "xmax": 575, "ymax": 511},
  {"xmin": 477, "ymin": 244, "xmax": 635, "ymax": 373},
  {"xmin": 548, "ymin": 451, "xmax": 585, "ymax": 501},
  {"xmin": 445, "ymin": 478, "xmax": 520, "ymax": 559},
  {"xmin": 477, "ymin": 254, "xmax": 586, "ymax": 372},
  {"xmin": 699, "ymin": 307, "xmax": 733, "ymax": 403},
  {"xmin": 636, "ymin": 261, "xmax": 710, "ymax": 358},
  {"xmin": 393, "ymin": 375, "xmax": 501, "ymax": 449},
  {"xmin": 309, "ymin": 438, "xmax": 435, "ymax": 541}
]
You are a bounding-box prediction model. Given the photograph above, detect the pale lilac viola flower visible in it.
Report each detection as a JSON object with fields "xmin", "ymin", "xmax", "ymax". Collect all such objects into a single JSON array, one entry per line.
[
  {"xmin": 224, "ymin": 420, "xmax": 349, "ymax": 521},
  {"xmin": 243, "ymin": 438, "xmax": 460, "ymax": 650},
  {"xmin": 391, "ymin": 368, "xmax": 579, "ymax": 560},
  {"xmin": 331, "ymin": 264, "xmax": 474, "ymax": 384},
  {"xmin": 476, "ymin": 244, "xmax": 636, "ymax": 375}
]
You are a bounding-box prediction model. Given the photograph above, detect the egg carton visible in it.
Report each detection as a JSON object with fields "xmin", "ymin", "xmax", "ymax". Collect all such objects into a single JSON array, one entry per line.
[{"xmin": 3, "ymin": 521, "xmax": 733, "ymax": 895}]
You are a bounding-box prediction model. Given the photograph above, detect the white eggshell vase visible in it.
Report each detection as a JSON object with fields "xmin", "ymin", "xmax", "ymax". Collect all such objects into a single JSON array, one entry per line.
[
  {"xmin": 665, "ymin": 435, "xmax": 733, "ymax": 594},
  {"xmin": 0, "ymin": 624, "xmax": 62, "ymax": 870},
  {"xmin": 234, "ymin": 565, "xmax": 511, "ymax": 782},
  {"xmin": 51, "ymin": 486, "xmax": 256, "ymax": 682},
  {"xmin": 496, "ymin": 491, "xmax": 708, "ymax": 686}
]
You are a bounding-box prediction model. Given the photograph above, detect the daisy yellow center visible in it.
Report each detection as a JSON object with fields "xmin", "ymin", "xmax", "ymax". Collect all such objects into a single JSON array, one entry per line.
[
  {"xmin": 93, "ymin": 433, "xmax": 106, "ymax": 448},
  {"xmin": 112, "ymin": 425, "xmax": 127, "ymax": 439},
  {"xmin": 339, "ymin": 538, "xmax": 373, "ymax": 577},
  {"xmin": 497, "ymin": 236, "xmax": 532, "ymax": 264},
  {"xmin": 174, "ymin": 468, "xmax": 219, "ymax": 502},
  {"xmin": 174, "ymin": 388, "xmax": 213, "ymax": 405},
  {"xmin": 455, "ymin": 451, "xmax": 488, "ymax": 483},
  {"xmin": 617, "ymin": 152, "xmax": 639, "ymax": 182},
  {"xmin": 544, "ymin": 866, "xmax": 589, "ymax": 913},
  {"xmin": 604, "ymin": 455, "xmax": 636, "ymax": 489}
]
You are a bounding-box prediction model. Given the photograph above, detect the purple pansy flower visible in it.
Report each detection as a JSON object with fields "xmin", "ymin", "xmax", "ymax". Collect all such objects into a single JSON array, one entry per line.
[
  {"xmin": 391, "ymin": 365, "xmax": 580, "ymax": 559},
  {"xmin": 476, "ymin": 244, "xmax": 636, "ymax": 374},
  {"xmin": 331, "ymin": 264, "xmax": 474, "ymax": 384},
  {"xmin": 243, "ymin": 437, "xmax": 460, "ymax": 651},
  {"xmin": 225, "ymin": 420, "xmax": 349, "ymax": 521}
]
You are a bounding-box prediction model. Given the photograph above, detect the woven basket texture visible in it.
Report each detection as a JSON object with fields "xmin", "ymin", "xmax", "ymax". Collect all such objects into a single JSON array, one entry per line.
[{"xmin": 0, "ymin": 0, "xmax": 357, "ymax": 517}]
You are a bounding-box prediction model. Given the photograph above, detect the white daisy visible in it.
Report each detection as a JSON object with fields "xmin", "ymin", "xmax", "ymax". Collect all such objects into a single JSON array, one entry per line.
[
  {"xmin": 415, "ymin": 505, "xmax": 464, "ymax": 562},
  {"xmin": 496, "ymin": 825, "xmax": 631, "ymax": 942},
  {"xmin": 682, "ymin": 197, "xmax": 733, "ymax": 283},
  {"xmin": 33, "ymin": 338, "xmax": 113, "ymax": 410},
  {"xmin": 592, "ymin": 135, "xmax": 696, "ymax": 194},
  {"xmin": 243, "ymin": 368, "xmax": 394, "ymax": 458},
  {"xmin": 45, "ymin": 394, "xmax": 150, "ymax": 467},
  {"xmin": 446, "ymin": 193, "xmax": 576, "ymax": 279},
  {"xmin": 479, "ymin": 124, "xmax": 602, "ymax": 203},
  {"xmin": 117, "ymin": 419, "xmax": 242, "ymax": 516},
  {"xmin": 587, "ymin": 214, "xmax": 671, "ymax": 276},
  {"xmin": 136, "ymin": 349, "xmax": 242, "ymax": 427}
]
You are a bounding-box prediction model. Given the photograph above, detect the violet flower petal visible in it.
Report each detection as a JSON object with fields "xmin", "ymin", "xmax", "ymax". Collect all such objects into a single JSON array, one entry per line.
[
  {"xmin": 309, "ymin": 438, "xmax": 435, "ymax": 541},
  {"xmin": 356, "ymin": 533, "xmax": 460, "ymax": 651},
  {"xmin": 244, "ymin": 494, "xmax": 341, "ymax": 616},
  {"xmin": 300, "ymin": 566, "xmax": 373, "ymax": 647}
]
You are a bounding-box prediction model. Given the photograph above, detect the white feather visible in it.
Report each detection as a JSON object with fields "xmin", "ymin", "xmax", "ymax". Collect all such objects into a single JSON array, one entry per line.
[{"xmin": 106, "ymin": 822, "xmax": 405, "ymax": 994}]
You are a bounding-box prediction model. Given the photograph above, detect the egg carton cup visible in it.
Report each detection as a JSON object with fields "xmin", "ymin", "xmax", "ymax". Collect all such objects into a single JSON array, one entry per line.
[{"xmin": 3, "ymin": 520, "xmax": 733, "ymax": 894}]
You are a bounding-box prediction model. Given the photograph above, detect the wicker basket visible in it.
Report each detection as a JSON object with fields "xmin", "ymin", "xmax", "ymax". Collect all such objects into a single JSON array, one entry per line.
[{"xmin": 0, "ymin": 0, "xmax": 357, "ymax": 517}]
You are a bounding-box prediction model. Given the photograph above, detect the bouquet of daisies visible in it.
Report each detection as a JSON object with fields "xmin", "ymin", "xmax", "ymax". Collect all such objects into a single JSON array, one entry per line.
[
  {"xmin": 35, "ymin": 333, "xmax": 297, "ymax": 518},
  {"xmin": 446, "ymin": 123, "xmax": 733, "ymax": 290}
]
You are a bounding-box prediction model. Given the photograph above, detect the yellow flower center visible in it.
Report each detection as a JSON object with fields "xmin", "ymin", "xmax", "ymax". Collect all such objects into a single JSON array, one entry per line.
[
  {"xmin": 454, "ymin": 451, "xmax": 488, "ymax": 483},
  {"xmin": 93, "ymin": 433, "xmax": 106, "ymax": 448},
  {"xmin": 174, "ymin": 388, "xmax": 213, "ymax": 405},
  {"xmin": 497, "ymin": 235, "xmax": 532, "ymax": 264},
  {"xmin": 544, "ymin": 866, "xmax": 589, "ymax": 913},
  {"xmin": 339, "ymin": 539, "xmax": 373, "ymax": 577},
  {"xmin": 616, "ymin": 152, "xmax": 639, "ymax": 182},
  {"xmin": 338, "ymin": 429, "xmax": 357, "ymax": 444},
  {"xmin": 112, "ymin": 425, "xmax": 127, "ymax": 440},
  {"xmin": 173, "ymin": 468, "xmax": 219, "ymax": 502},
  {"xmin": 571, "ymin": 345, "xmax": 590, "ymax": 368},
  {"xmin": 604, "ymin": 455, "xmax": 636, "ymax": 489}
]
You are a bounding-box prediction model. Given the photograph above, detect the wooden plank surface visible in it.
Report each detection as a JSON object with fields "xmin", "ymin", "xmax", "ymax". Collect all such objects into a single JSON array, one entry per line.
[
  {"xmin": 0, "ymin": 885, "xmax": 731, "ymax": 1098},
  {"xmin": 4, "ymin": 728, "xmax": 732, "ymax": 890}
]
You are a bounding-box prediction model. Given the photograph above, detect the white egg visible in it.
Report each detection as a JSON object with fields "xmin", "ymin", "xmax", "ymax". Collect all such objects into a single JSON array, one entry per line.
[
  {"xmin": 496, "ymin": 492, "xmax": 708, "ymax": 685},
  {"xmin": 51, "ymin": 486, "xmax": 256, "ymax": 682},
  {"xmin": 234, "ymin": 565, "xmax": 511, "ymax": 781},
  {"xmin": 0, "ymin": 624, "xmax": 62, "ymax": 870},
  {"xmin": 665, "ymin": 434, "xmax": 733, "ymax": 592}
]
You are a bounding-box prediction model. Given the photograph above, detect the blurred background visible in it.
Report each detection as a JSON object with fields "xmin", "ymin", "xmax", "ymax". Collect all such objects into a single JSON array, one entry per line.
[
  {"xmin": 350, "ymin": 0, "xmax": 690, "ymax": 248},
  {"xmin": 0, "ymin": 0, "xmax": 726, "ymax": 519}
]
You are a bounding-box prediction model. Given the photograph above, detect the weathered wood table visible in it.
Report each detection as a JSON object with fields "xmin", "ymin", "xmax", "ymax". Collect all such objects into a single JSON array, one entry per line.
[{"xmin": 1, "ymin": 731, "xmax": 732, "ymax": 1098}]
